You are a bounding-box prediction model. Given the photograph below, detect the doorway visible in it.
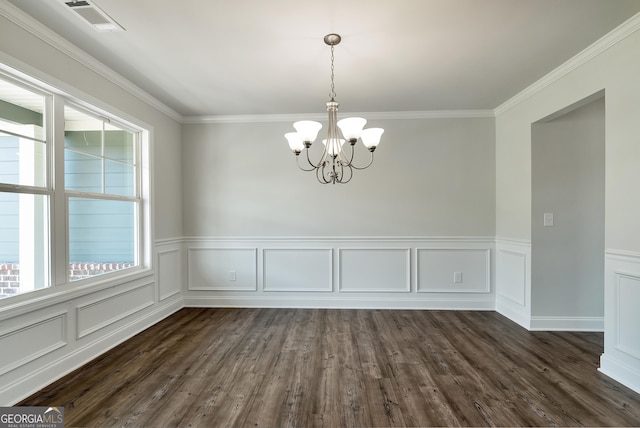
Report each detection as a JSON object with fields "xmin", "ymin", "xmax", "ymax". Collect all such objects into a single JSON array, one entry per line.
[{"xmin": 531, "ymin": 94, "xmax": 605, "ymax": 329}]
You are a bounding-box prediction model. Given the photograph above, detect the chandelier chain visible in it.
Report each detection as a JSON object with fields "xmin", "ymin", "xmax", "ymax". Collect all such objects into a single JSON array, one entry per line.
[{"xmin": 329, "ymin": 44, "xmax": 336, "ymax": 101}]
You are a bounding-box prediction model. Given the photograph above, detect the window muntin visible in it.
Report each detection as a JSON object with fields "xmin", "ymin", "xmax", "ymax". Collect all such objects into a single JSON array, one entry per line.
[
  {"xmin": 0, "ymin": 131, "xmax": 46, "ymax": 188},
  {"xmin": 64, "ymin": 106, "xmax": 137, "ymax": 197}
]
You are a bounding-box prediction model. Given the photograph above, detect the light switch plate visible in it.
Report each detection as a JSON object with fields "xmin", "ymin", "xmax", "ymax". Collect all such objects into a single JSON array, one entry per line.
[{"xmin": 543, "ymin": 213, "xmax": 554, "ymax": 227}]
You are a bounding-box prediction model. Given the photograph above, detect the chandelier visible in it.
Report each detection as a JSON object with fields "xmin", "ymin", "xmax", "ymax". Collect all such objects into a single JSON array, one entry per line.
[{"xmin": 285, "ymin": 33, "xmax": 384, "ymax": 184}]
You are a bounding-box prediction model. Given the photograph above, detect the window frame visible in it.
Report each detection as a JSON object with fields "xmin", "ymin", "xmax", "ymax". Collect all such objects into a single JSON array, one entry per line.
[{"xmin": 0, "ymin": 66, "xmax": 151, "ymax": 300}]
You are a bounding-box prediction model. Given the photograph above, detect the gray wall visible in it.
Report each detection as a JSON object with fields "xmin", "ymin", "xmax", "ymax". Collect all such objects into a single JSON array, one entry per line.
[
  {"xmin": 181, "ymin": 117, "xmax": 496, "ymax": 237},
  {"xmin": 531, "ymin": 97, "xmax": 605, "ymax": 318}
]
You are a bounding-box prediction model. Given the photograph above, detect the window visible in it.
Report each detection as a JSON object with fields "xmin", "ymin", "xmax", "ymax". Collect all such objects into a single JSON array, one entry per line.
[
  {"xmin": 64, "ymin": 106, "xmax": 140, "ymax": 281},
  {"xmin": 0, "ymin": 76, "xmax": 49, "ymax": 298},
  {"xmin": 0, "ymin": 69, "xmax": 148, "ymax": 299}
]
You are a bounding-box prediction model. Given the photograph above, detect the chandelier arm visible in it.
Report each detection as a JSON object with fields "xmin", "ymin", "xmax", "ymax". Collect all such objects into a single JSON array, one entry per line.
[
  {"xmin": 296, "ymin": 153, "xmax": 317, "ymax": 172},
  {"xmin": 304, "ymin": 146, "xmax": 325, "ymax": 170},
  {"xmin": 319, "ymin": 147, "xmax": 331, "ymax": 169},
  {"xmin": 340, "ymin": 163, "xmax": 354, "ymax": 184},
  {"xmin": 348, "ymin": 150, "xmax": 375, "ymax": 170},
  {"xmin": 339, "ymin": 142, "xmax": 356, "ymax": 167}
]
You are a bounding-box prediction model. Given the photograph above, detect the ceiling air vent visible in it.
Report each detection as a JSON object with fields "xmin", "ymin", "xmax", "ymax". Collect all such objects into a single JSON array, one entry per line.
[{"xmin": 63, "ymin": 0, "xmax": 125, "ymax": 32}]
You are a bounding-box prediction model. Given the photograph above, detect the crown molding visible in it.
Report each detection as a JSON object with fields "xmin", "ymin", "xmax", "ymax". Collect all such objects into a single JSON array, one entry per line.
[
  {"xmin": 0, "ymin": 0, "xmax": 184, "ymax": 123},
  {"xmin": 6, "ymin": 0, "xmax": 637, "ymax": 124},
  {"xmin": 494, "ymin": 11, "xmax": 640, "ymax": 116},
  {"xmin": 183, "ymin": 109, "xmax": 495, "ymax": 124}
]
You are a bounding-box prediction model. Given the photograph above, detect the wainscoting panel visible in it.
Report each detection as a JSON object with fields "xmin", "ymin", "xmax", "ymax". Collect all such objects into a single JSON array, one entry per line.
[
  {"xmin": 187, "ymin": 248, "xmax": 257, "ymax": 291},
  {"xmin": 76, "ymin": 281, "xmax": 155, "ymax": 339},
  {"xmin": 157, "ymin": 247, "xmax": 182, "ymax": 301},
  {"xmin": 495, "ymin": 239, "xmax": 531, "ymax": 329},
  {"xmin": 0, "ymin": 240, "xmax": 183, "ymax": 406},
  {"xmin": 615, "ymin": 273, "xmax": 640, "ymax": 358},
  {"xmin": 182, "ymin": 237, "xmax": 495, "ymax": 309},
  {"xmin": 416, "ymin": 249, "xmax": 490, "ymax": 293},
  {"xmin": 263, "ymin": 248, "xmax": 332, "ymax": 292},
  {"xmin": 496, "ymin": 250, "xmax": 526, "ymax": 305},
  {"xmin": 0, "ymin": 311, "xmax": 67, "ymax": 376},
  {"xmin": 600, "ymin": 250, "xmax": 640, "ymax": 394},
  {"xmin": 339, "ymin": 248, "xmax": 410, "ymax": 292}
]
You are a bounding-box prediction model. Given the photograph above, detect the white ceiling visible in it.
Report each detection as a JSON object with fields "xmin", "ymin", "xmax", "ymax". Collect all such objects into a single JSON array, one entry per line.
[{"xmin": 5, "ymin": 0, "xmax": 640, "ymax": 118}]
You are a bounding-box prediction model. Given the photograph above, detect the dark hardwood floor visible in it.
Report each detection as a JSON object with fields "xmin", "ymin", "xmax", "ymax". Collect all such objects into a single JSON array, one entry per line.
[{"xmin": 20, "ymin": 308, "xmax": 640, "ymax": 427}]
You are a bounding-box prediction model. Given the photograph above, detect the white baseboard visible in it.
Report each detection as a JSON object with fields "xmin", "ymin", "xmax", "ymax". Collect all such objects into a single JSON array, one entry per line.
[
  {"xmin": 183, "ymin": 295, "xmax": 495, "ymax": 311},
  {"xmin": 495, "ymin": 299, "xmax": 530, "ymax": 330},
  {"xmin": 599, "ymin": 354, "xmax": 640, "ymax": 394},
  {"xmin": 1, "ymin": 299, "xmax": 183, "ymax": 406},
  {"xmin": 530, "ymin": 316, "xmax": 604, "ymax": 331}
]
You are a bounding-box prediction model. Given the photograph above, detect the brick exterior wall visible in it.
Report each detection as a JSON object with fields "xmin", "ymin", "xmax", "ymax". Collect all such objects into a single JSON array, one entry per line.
[
  {"xmin": 0, "ymin": 262, "xmax": 135, "ymax": 297},
  {"xmin": 68, "ymin": 262, "xmax": 135, "ymax": 281},
  {"xmin": 0, "ymin": 263, "xmax": 20, "ymax": 297}
]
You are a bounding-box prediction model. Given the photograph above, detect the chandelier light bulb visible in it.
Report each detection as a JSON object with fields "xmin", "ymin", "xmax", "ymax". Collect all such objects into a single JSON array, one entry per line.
[
  {"xmin": 285, "ymin": 132, "xmax": 305, "ymax": 153},
  {"xmin": 322, "ymin": 138, "xmax": 346, "ymax": 157},
  {"xmin": 337, "ymin": 117, "xmax": 367, "ymax": 143},
  {"xmin": 293, "ymin": 120, "xmax": 322, "ymax": 144},
  {"xmin": 360, "ymin": 128, "xmax": 385, "ymax": 151}
]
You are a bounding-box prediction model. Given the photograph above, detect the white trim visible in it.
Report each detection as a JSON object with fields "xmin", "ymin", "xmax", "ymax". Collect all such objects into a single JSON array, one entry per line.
[
  {"xmin": 75, "ymin": 281, "xmax": 155, "ymax": 339},
  {"xmin": 186, "ymin": 247, "xmax": 258, "ymax": 291},
  {"xmin": 494, "ymin": 12, "xmax": 640, "ymax": 116},
  {"xmin": 605, "ymin": 249, "xmax": 640, "ymax": 262},
  {"xmin": 529, "ymin": 316, "xmax": 604, "ymax": 332},
  {"xmin": 494, "ymin": 300, "xmax": 530, "ymax": 330},
  {"xmin": 157, "ymin": 248, "xmax": 182, "ymax": 302},
  {"xmin": 495, "ymin": 249, "xmax": 527, "ymax": 306},
  {"xmin": 182, "ymin": 235, "xmax": 495, "ymax": 243},
  {"xmin": 182, "ymin": 236, "xmax": 494, "ymax": 308},
  {"xmin": 183, "ymin": 295, "xmax": 495, "ymax": 310},
  {"xmin": 0, "ymin": 311, "xmax": 68, "ymax": 376},
  {"xmin": 155, "ymin": 237, "xmax": 184, "ymax": 246},
  {"xmin": 183, "ymin": 110, "xmax": 495, "ymax": 124},
  {"xmin": 262, "ymin": 248, "xmax": 333, "ymax": 292},
  {"xmin": 599, "ymin": 250, "xmax": 640, "ymax": 394},
  {"xmin": 415, "ymin": 248, "xmax": 491, "ymax": 293},
  {"xmin": 613, "ymin": 271, "xmax": 640, "ymax": 359},
  {"xmin": 338, "ymin": 247, "xmax": 411, "ymax": 293},
  {"xmin": 495, "ymin": 237, "xmax": 532, "ymax": 247},
  {"xmin": 599, "ymin": 354, "xmax": 640, "ymax": 394},
  {"xmin": 495, "ymin": 239, "xmax": 531, "ymax": 329}
]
